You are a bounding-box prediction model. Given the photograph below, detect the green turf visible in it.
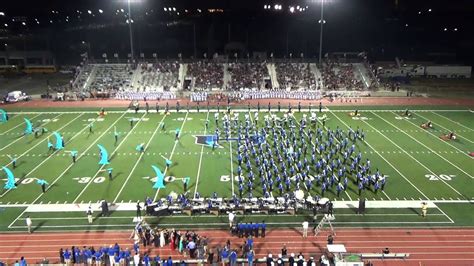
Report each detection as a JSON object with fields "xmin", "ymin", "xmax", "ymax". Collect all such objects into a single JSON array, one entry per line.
[{"xmin": 0, "ymin": 107, "xmax": 473, "ymax": 232}]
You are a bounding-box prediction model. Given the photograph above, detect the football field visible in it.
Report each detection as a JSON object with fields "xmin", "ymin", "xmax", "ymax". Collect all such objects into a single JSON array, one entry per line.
[{"xmin": 0, "ymin": 106, "xmax": 473, "ymax": 231}]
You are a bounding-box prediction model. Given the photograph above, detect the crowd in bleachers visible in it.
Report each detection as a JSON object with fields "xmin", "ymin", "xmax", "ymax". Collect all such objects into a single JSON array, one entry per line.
[
  {"xmin": 276, "ymin": 63, "xmax": 317, "ymax": 90},
  {"xmin": 321, "ymin": 61, "xmax": 364, "ymax": 91},
  {"xmin": 115, "ymin": 91, "xmax": 176, "ymax": 101},
  {"xmin": 227, "ymin": 63, "xmax": 269, "ymax": 90},
  {"xmin": 73, "ymin": 64, "xmax": 94, "ymax": 91},
  {"xmin": 137, "ymin": 62, "xmax": 180, "ymax": 92},
  {"xmin": 89, "ymin": 64, "xmax": 135, "ymax": 93},
  {"xmin": 187, "ymin": 61, "xmax": 223, "ymax": 90}
]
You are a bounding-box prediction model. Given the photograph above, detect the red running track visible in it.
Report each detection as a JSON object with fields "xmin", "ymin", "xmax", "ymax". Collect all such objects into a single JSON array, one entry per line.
[{"xmin": 0, "ymin": 228, "xmax": 473, "ymax": 265}]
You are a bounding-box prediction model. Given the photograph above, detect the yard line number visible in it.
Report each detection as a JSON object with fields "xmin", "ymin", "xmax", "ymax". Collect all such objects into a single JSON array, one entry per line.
[{"xmin": 425, "ymin": 174, "xmax": 455, "ymax": 181}]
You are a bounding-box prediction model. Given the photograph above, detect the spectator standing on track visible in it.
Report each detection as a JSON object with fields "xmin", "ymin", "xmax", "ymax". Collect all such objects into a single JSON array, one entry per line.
[
  {"xmin": 59, "ymin": 248, "xmax": 64, "ymax": 264},
  {"xmin": 229, "ymin": 249, "xmax": 237, "ymax": 266},
  {"xmin": 302, "ymin": 221, "xmax": 309, "ymax": 238},
  {"xmin": 247, "ymin": 249, "xmax": 255, "ymax": 266},
  {"xmin": 289, "ymin": 253, "xmax": 295, "ymax": 266},
  {"xmin": 421, "ymin": 202, "xmax": 428, "ymax": 217},
  {"xmin": 25, "ymin": 216, "xmax": 32, "ymax": 233},
  {"xmin": 327, "ymin": 234, "xmax": 334, "ymax": 244},
  {"xmin": 136, "ymin": 201, "xmax": 142, "ymax": 219},
  {"xmin": 19, "ymin": 257, "xmax": 26, "ymax": 266},
  {"xmin": 187, "ymin": 239, "xmax": 197, "ymax": 258},
  {"xmin": 228, "ymin": 211, "xmax": 235, "ymax": 228},
  {"xmin": 281, "ymin": 245, "xmax": 287, "ymax": 257},
  {"xmin": 63, "ymin": 249, "xmax": 71, "ymax": 265},
  {"xmin": 87, "ymin": 205, "xmax": 93, "ymax": 224},
  {"xmin": 133, "ymin": 252, "xmax": 140, "ymax": 266}
]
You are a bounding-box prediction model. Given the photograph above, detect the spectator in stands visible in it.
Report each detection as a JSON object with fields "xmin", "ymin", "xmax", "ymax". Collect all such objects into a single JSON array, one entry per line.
[{"xmin": 276, "ymin": 63, "xmax": 316, "ymax": 90}]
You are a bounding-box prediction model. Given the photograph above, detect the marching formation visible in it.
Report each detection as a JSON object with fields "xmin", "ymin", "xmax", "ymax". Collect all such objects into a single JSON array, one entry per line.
[{"xmin": 213, "ymin": 109, "xmax": 387, "ymax": 201}]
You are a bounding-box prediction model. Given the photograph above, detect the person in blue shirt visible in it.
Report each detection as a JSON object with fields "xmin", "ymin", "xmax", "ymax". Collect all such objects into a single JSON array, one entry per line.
[
  {"xmin": 93, "ymin": 250, "xmax": 102, "ymax": 265},
  {"xmin": 63, "ymin": 249, "xmax": 71, "ymax": 265},
  {"xmin": 229, "ymin": 249, "xmax": 238, "ymax": 266},
  {"xmin": 221, "ymin": 248, "xmax": 229, "ymax": 264},
  {"xmin": 19, "ymin": 257, "xmax": 26, "ymax": 266},
  {"xmin": 114, "ymin": 254, "xmax": 121, "ymax": 266},
  {"xmin": 143, "ymin": 253, "xmax": 150, "ymax": 266},
  {"xmin": 154, "ymin": 255, "xmax": 161, "ymax": 266},
  {"xmin": 108, "ymin": 246, "xmax": 116, "ymax": 266},
  {"xmin": 247, "ymin": 249, "xmax": 255, "ymax": 266},
  {"xmin": 246, "ymin": 236, "xmax": 254, "ymax": 250},
  {"xmin": 166, "ymin": 256, "xmax": 173, "ymax": 266}
]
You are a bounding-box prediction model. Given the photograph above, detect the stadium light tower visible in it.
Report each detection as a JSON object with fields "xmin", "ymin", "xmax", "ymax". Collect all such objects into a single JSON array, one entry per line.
[
  {"xmin": 318, "ymin": 0, "xmax": 325, "ymax": 64},
  {"xmin": 127, "ymin": 0, "xmax": 135, "ymax": 61}
]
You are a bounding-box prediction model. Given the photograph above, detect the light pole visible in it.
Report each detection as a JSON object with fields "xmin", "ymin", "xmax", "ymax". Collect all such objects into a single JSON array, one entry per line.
[
  {"xmin": 127, "ymin": 0, "xmax": 134, "ymax": 61},
  {"xmin": 318, "ymin": 0, "xmax": 325, "ymax": 64}
]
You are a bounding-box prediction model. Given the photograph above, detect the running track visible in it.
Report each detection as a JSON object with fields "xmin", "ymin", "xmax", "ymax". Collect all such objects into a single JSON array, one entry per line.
[{"xmin": 1, "ymin": 228, "xmax": 473, "ymax": 265}]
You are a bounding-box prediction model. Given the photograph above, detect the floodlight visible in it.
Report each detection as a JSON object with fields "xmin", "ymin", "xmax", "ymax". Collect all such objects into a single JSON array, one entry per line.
[
  {"xmin": 0, "ymin": 12, "xmax": 5, "ymax": 16},
  {"xmin": 164, "ymin": 7, "xmax": 167, "ymax": 11},
  {"xmin": 290, "ymin": 7, "xmax": 295, "ymax": 13},
  {"xmin": 99, "ymin": 9, "xmax": 104, "ymax": 14},
  {"xmin": 88, "ymin": 10, "xmax": 92, "ymax": 14}
]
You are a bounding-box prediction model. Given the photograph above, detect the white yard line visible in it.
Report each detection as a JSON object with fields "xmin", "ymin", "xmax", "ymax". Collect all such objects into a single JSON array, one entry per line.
[
  {"xmin": 433, "ymin": 203, "xmax": 455, "ymax": 224},
  {"xmin": 431, "ymin": 111, "xmax": 474, "ymax": 131},
  {"xmin": 390, "ymin": 111, "xmax": 473, "ymax": 159},
  {"xmin": 74, "ymin": 113, "xmax": 148, "ymax": 203},
  {"xmin": 229, "ymin": 118, "xmax": 235, "ymax": 197},
  {"xmin": 1, "ymin": 113, "xmax": 83, "ymax": 169},
  {"xmin": 113, "ymin": 114, "xmax": 167, "ymax": 203},
  {"xmin": 0, "ymin": 113, "xmax": 64, "ymax": 152},
  {"xmin": 193, "ymin": 112, "xmax": 210, "ymax": 199},
  {"xmin": 364, "ymin": 112, "xmax": 464, "ymax": 196},
  {"xmin": 415, "ymin": 112, "xmax": 474, "ymax": 144},
  {"xmin": 0, "ymin": 113, "xmax": 86, "ymax": 198},
  {"xmin": 7, "ymin": 112, "xmax": 128, "ymax": 228},
  {"xmin": 0, "ymin": 113, "xmax": 42, "ymax": 135},
  {"xmin": 328, "ymin": 111, "xmax": 429, "ymax": 200},
  {"xmin": 153, "ymin": 112, "xmax": 189, "ymax": 202},
  {"xmin": 381, "ymin": 112, "xmax": 474, "ymax": 178}
]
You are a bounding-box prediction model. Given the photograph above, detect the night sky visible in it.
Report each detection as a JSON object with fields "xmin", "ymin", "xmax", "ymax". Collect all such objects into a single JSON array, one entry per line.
[{"xmin": 1, "ymin": 0, "xmax": 473, "ymax": 65}]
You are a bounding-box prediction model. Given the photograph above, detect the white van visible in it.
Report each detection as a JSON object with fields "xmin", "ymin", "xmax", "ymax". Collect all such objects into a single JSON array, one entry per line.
[{"xmin": 6, "ymin": 91, "xmax": 31, "ymax": 103}]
